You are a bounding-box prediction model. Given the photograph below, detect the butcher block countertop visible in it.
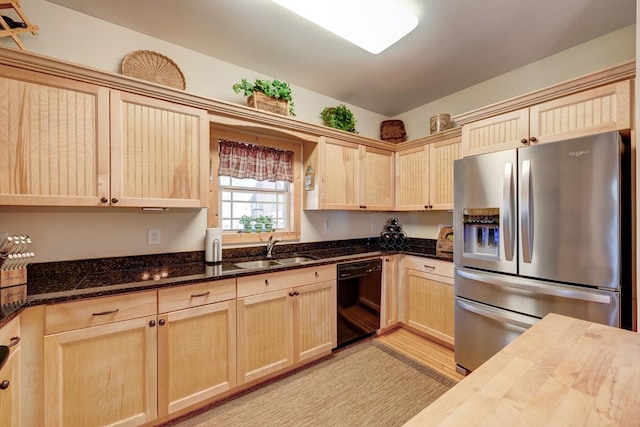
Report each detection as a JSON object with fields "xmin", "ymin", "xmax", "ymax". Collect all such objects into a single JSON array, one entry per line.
[{"xmin": 405, "ymin": 313, "xmax": 640, "ymax": 426}]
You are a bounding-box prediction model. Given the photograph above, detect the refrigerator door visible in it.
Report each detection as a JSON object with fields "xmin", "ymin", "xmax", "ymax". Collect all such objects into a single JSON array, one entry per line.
[
  {"xmin": 455, "ymin": 267, "xmax": 621, "ymax": 326},
  {"xmin": 518, "ymin": 132, "xmax": 621, "ymax": 289},
  {"xmin": 455, "ymin": 296, "xmax": 537, "ymax": 372},
  {"xmin": 454, "ymin": 149, "xmax": 517, "ymax": 274}
]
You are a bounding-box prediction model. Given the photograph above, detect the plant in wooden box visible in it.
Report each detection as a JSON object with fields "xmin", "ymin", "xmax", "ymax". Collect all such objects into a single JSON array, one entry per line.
[
  {"xmin": 321, "ymin": 104, "xmax": 358, "ymax": 133},
  {"xmin": 232, "ymin": 78, "xmax": 295, "ymax": 116}
]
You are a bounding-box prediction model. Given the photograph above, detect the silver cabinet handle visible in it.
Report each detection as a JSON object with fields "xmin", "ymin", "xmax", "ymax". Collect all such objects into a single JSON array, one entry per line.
[{"xmin": 521, "ymin": 160, "xmax": 533, "ymax": 263}]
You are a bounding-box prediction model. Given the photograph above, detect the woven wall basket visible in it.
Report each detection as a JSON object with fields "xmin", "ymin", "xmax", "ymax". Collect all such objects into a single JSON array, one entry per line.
[{"xmin": 121, "ymin": 50, "xmax": 186, "ymax": 90}]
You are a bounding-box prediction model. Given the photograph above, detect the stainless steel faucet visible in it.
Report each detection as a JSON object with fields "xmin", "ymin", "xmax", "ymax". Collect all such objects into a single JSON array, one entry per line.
[{"xmin": 266, "ymin": 236, "xmax": 282, "ymax": 258}]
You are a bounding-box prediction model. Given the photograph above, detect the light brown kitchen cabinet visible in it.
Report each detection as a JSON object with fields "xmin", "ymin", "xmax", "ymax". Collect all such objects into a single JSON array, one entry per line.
[
  {"xmin": 110, "ymin": 91, "xmax": 209, "ymax": 208},
  {"xmin": 0, "ymin": 64, "xmax": 110, "ymax": 206},
  {"xmin": 462, "ymin": 80, "xmax": 632, "ymax": 157},
  {"xmin": 43, "ymin": 291, "xmax": 158, "ymax": 427},
  {"xmin": 236, "ymin": 265, "xmax": 337, "ymax": 385},
  {"xmin": 0, "ymin": 64, "xmax": 209, "ymax": 208},
  {"xmin": 400, "ymin": 256, "xmax": 454, "ymax": 347},
  {"xmin": 395, "ymin": 135, "xmax": 461, "ymax": 211},
  {"xmin": 304, "ymin": 137, "xmax": 394, "ymax": 210},
  {"xmin": 381, "ymin": 255, "xmax": 399, "ymax": 329},
  {"xmin": 157, "ymin": 280, "xmax": 237, "ymax": 417},
  {"xmin": 0, "ymin": 316, "xmax": 20, "ymax": 427}
]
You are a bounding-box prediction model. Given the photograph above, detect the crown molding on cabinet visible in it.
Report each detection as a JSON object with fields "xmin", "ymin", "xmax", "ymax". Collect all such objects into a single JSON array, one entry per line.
[{"xmin": 452, "ymin": 60, "xmax": 635, "ymax": 126}]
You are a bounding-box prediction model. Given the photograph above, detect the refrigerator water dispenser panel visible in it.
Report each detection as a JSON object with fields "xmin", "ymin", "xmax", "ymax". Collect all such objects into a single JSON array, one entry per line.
[{"xmin": 463, "ymin": 208, "xmax": 500, "ymax": 259}]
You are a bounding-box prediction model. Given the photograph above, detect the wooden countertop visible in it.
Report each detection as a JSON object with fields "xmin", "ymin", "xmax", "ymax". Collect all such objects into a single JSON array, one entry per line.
[{"xmin": 405, "ymin": 313, "xmax": 640, "ymax": 426}]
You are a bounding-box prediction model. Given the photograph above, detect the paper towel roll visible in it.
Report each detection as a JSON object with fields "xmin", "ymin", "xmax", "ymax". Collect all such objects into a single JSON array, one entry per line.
[{"xmin": 205, "ymin": 228, "xmax": 222, "ymax": 263}]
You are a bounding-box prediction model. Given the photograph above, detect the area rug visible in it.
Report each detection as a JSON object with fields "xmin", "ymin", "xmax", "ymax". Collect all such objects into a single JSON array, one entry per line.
[{"xmin": 169, "ymin": 341, "xmax": 456, "ymax": 427}]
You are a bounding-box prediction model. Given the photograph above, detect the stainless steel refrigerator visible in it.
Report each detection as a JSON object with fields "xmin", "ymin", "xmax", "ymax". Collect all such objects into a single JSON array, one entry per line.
[{"xmin": 453, "ymin": 131, "xmax": 631, "ymax": 374}]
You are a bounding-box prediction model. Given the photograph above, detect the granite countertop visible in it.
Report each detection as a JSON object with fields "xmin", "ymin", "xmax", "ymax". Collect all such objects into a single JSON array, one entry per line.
[
  {"xmin": 0, "ymin": 237, "xmax": 450, "ymax": 325},
  {"xmin": 405, "ymin": 313, "xmax": 640, "ymax": 426}
]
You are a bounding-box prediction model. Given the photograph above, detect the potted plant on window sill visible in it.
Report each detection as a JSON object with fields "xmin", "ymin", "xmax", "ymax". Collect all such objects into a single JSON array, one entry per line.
[
  {"xmin": 321, "ymin": 104, "xmax": 358, "ymax": 134},
  {"xmin": 239, "ymin": 215, "xmax": 254, "ymax": 233},
  {"xmin": 232, "ymin": 78, "xmax": 295, "ymax": 116}
]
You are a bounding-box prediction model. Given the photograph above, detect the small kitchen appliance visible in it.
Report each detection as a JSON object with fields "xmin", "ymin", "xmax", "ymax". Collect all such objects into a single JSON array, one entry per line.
[{"xmin": 205, "ymin": 228, "xmax": 222, "ymax": 263}]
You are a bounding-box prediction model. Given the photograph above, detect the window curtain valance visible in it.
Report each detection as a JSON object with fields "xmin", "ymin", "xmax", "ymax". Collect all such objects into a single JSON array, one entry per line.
[{"xmin": 218, "ymin": 139, "xmax": 294, "ymax": 182}]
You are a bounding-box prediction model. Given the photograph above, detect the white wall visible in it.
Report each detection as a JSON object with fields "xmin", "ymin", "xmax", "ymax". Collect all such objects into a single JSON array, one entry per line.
[{"xmin": 0, "ymin": 0, "xmax": 635, "ymax": 262}]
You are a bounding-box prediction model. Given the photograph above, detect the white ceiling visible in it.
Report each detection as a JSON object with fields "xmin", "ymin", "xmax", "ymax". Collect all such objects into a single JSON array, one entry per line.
[{"xmin": 47, "ymin": 0, "xmax": 636, "ymax": 116}]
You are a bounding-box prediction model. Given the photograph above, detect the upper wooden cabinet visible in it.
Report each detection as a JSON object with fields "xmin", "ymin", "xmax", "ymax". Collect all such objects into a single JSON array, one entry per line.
[
  {"xmin": 462, "ymin": 80, "xmax": 632, "ymax": 157},
  {"xmin": 110, "ymin": 91, "xmax": 209, "ymax": 208},
  {"xmin": 0, "ymin": 65, "xmax": 110, "ymax": 206},
  {"xmin": 395, "ymin": 134, "xmax": 461, "ymax": 211},
  {"xmin": 304, "ymin": 137, "xmax": 394, "ymax": 210},
  {"xmin": 0, "ymin": 64, "xmax": 209, "ymax": 208}
]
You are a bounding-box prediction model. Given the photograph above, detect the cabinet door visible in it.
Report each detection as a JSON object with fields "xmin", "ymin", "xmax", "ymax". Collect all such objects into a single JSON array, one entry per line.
[
  {"xmin": 529, "ymin": 80, "xmax": 631, "ymax": 144},
  {"xmin": 44, "ymin": 315, "xmax": 158, "ymax": 427},
  {"xmin": 318, "ymin": 137, "xmax": 360, "ymax": 209},
  {"xmin": 158, "ymin": 300, "xmax": 236, "ymax": 417},
  {"xmin": 237, "ymin": 289, "xmax": 294, "ymax": 384},
  {"xmin": 395, "ymin": 145, "xmax": 429, "ymax": 210},
  {"xmin": 0, "ymin": 347, "xmax": 20, "ymax": 427},
  {"xmin": 462, "ymin": 108, "xmax": 529, "ymax": 157},
  {"xmin": 361, "ymin": 146, "xmax": 394, "ymax": 210},
  {"xmin": 294, "ymin": 280, "xmax": 336, "ymax": 362},
  {"xmin": 429, "ymin": 138, "xmax": 462, "ymax": 210},
  {"xmin": 110, "ymin": 91, "xmax": 208, "ymax": 208},
  {"xmin": 381, "ymin": 256, "xmax": 398, "ymax": 329},
  {"xmin": 404, "ymin": 269, "xmax": 454, "ymax": 346},
  {"xmin": 0, "ymin": 65, "xmax": 110, "ymax": 206}
]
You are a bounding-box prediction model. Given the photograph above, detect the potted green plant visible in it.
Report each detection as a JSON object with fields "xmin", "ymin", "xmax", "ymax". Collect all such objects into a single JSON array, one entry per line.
[
  {"xmin": 253, "ymin": 215, "xmax": 266, "ymax": 232},
  {"xmin": 262, "ymin": 216, "xmax": 274, "ymax": 232},
  {"xmin": 232, "ymin": 78, "xmax": 295, "ymax": 116},
  {"xmin": 239, "ymin": 215, "xmax": 254, "ymax": 233},
  {"xmin": 320, "ymin": 104, "xmax": 358, "ymax": 133}
]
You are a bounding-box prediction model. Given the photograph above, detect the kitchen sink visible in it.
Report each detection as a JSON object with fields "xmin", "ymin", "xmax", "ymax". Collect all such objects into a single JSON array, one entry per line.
[
  {"xmin": 275, "ymin": 256, "xmax": 316, "ymax": 265},
  {"xmin": 233, "ymin": 256, "xmax": 317, "ymax": 269},
  {"xmin": 233, "ymin": 259, "xmax": 282, "ymax": 269}
]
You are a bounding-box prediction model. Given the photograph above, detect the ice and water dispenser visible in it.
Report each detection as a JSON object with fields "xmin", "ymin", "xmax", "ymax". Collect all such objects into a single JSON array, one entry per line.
[{"xmin": 462, "ymin": 208, "xmax": 500, "ymax": 259}]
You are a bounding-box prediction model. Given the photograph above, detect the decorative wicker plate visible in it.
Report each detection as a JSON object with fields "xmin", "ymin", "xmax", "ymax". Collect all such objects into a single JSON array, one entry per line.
[{"xmin": 121, "ymin": 50, "xmax": 186, "ymax": 90}]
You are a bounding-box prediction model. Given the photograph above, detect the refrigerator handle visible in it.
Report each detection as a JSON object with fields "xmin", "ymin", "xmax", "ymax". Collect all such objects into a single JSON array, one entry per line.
[
  {"xmin": 521, "ymin": 160, "xmax": 533, "ymax": 263},
  {"xmin": 502, "ymin": 163, "xmax": 515, "ymax": 261},
  {"xmin": 456, "ymin": 298, "xmax": 537, "ymax": 330}
]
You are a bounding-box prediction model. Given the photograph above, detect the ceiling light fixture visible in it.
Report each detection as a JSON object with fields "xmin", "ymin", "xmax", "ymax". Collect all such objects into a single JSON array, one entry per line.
[{"xmin": 271, "ymin": 0, "xmax": 418, "ymax": 54}]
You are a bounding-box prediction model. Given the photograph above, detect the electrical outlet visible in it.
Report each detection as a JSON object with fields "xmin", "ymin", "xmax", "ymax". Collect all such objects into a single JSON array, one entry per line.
[
  {"xmin": 147, "ymin": 229, "xmax": 161, "ymax": 245},
  {"xmin": 371, "ymin": 221, "xmax": 378, "ymax": 233},
  {"xmin": 324, "ymin": 219, "xmax": 331, "ymax": 235}
]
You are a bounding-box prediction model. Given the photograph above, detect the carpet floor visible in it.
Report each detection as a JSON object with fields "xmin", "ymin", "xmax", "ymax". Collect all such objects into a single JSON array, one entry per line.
[{"xmin": 169, "ymin": 341, "xmax": 456, "ymax": 427}]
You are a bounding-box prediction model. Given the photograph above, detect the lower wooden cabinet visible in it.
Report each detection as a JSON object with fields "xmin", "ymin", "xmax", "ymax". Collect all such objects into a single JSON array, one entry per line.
[
  {"xmin": 43, "ymin": 314, "xmax": 158, "ymax": 427},
  {"xmin": 157, "ymin": 300, "xmax": 236, "ymax": 417},
  {"xmin": 381, "ymin": 255, "xmax": 399, "ymax": 329},
  {"xmin": 0, "ymin": 346, "xmax": 20, "ymax": 427},
  {"xmin": 401, "ymin": 257, "xmax": 454, "ymax": 346},
  {"xmin": 237, "ymin": 280, "xmax": 336, "ymax": 385}
]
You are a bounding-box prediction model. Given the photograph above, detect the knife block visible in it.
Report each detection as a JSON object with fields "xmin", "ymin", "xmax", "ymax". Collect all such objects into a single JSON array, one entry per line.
[{"xmin": 0, "ymin": 268, "xmax": 27, "ymax": 309}]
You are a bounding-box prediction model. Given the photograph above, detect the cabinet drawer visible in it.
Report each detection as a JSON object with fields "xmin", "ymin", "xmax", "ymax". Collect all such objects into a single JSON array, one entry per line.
[
  {"xmin": 237, "ymin": 264, "xmax": 336, "ymax": 297},
  {"xmin": 403, "ymin": 256, "xmax": 453, "ymax": 278},
  {"xmin": 45, "ymin": 290, "xmax": 157, "ymax": 335},
  {"xmin": 158, "ymin": 279, "xmax": 236, "ymax": 313}
]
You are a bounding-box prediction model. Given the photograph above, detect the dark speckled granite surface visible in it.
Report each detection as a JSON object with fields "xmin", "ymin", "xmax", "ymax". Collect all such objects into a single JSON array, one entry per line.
[{"xmin": 0, "ymin": 237, "xmax": 446, "ymax": 324}]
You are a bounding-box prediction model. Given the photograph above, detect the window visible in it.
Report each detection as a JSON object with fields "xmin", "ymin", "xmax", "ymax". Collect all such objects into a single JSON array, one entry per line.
[
  {"xmin": 209, "ymin": 126, "xmax": 303, "ymax": 244},
  {"xmin": 220, "ymin": 176, "xmax": 290, "ymax": 231}
]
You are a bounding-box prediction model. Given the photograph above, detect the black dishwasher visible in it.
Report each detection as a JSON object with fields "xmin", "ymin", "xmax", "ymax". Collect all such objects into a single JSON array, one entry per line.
[{"xmin": 336, "ymin": 259, "xmax": 382, "ymax": 348}]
